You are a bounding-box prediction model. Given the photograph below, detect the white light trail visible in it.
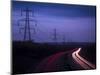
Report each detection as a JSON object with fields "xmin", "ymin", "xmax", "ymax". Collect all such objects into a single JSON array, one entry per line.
[{"xmin": 72, "ymin": 48, "xmax": 95, "ymax": 69}]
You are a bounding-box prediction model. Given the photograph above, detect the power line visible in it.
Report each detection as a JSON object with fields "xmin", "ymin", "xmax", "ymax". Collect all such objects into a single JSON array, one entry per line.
[{"xmin": 17, "ymin": 8, "xmax": 37, "ymax": 41}]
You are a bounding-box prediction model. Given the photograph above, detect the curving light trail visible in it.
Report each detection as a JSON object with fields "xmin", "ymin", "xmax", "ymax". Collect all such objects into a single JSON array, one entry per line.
[
  {"xmin": 35, "ymin": 49, "xmax": 77, "ymax": 72},
  {"xmin": 72, "ymin": 48, "xmax": 95, "ymax": 69},
  {"xmin": 35, "ymin": 48, "xmax": 95, "ymax": 72}
]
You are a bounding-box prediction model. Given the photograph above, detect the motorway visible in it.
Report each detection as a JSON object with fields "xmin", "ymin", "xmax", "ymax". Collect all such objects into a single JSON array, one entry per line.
[
  {"xmin": 35, "ymin": 48, "xmax": 96, "ymax": 72},
  {"xmin": 72, "ymin": 48, "xmax": 95, "ymax": 69}
]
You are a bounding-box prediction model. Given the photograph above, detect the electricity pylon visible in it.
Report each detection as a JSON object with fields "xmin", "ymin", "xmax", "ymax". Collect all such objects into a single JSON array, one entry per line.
[
  {"xmin": 62, "ymin": 34, "xmax": 66, "ymax": 44},
  {"xmin": 17, "ymin": 8, "xmax": 37, "ymax": 41},
  {"xmin": 53, "ymin": 28, "xmax": 57, "ymax": 43}
]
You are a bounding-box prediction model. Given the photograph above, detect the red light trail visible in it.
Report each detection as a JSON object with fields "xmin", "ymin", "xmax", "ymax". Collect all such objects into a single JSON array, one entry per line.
[
  {"xmin": 72, "ymin": 48, "xmax": 95, "ymax": 69},
  {"xmin": 35, "ymin": 48, "xmax": 95, "ymax": 72}
]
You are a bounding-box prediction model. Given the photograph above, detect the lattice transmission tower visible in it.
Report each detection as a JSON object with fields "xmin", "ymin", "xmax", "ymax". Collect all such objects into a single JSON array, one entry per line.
[
  {"xmin": 17, "ymin": 8, "xmax": 37, "ymax": 41},
  {"xmin": 53, "ymin": 28, "xmax": 58, "ymax": 43}
]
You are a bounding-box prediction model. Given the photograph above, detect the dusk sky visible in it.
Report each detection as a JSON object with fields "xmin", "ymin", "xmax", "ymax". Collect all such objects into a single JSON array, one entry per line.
[{"xmin": 12, "ymin": 1, "xmax": 96, "ymax": 43}]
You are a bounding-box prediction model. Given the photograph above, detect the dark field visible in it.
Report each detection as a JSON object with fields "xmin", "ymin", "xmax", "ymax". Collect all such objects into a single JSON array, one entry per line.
[{"xmin": 12, "ymin": 41, "xmax": 96, "ymax": 74}]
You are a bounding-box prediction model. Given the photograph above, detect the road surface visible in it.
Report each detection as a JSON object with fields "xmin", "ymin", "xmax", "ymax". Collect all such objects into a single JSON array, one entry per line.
[
  {"xmin": 34, "ymin": 48, "xmax": 96, "ymax": 72},
  {"xmin": 72, "ymin": 48, "xmax": 95, "ymax": 69}
]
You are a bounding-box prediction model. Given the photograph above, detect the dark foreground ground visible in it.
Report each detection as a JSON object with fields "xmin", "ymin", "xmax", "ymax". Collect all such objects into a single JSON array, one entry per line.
[{"xmin": 12, "ymin": 41, "xmax": 96, "ymax": 74}]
